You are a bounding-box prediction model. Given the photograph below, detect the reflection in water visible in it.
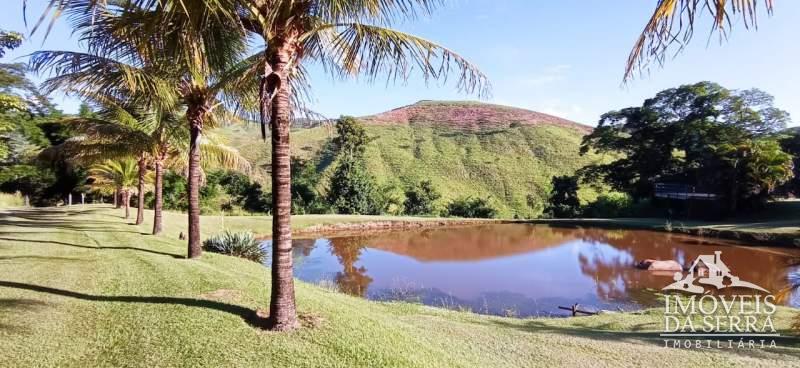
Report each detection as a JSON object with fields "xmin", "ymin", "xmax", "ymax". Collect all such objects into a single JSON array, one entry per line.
[
  {"xmin": 329, "ymin": 237, "xmax": 373, "ymax": 296},
  {"xmin": 263, "ymin": 224, "xmax": 800, "ymax": 316}
]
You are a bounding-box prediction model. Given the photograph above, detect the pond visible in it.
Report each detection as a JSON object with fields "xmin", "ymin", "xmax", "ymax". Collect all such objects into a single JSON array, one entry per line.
[{"xmin": 262, "ymin": 224, "xmax": 800, "ymax": 317}]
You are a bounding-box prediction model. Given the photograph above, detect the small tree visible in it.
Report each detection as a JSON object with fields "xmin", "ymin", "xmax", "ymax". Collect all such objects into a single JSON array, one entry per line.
[
  {"xmin": 445, "ymin": 196, "xmax": 497, "ymax": 219},
  {"xmin": 291, "ymin": 158, "xmax": 324, "ymax": 214},
  {"xmin": 545, "ymin": 175, "xmax": 581, "ymax": 218},
  {"xmin": 328, "ymin": 156, "xmax": 381, "ymax": 215},
  {"xmin": 327, "ymin": 117, "xmax": 381, "ymax": 215},
  {"xmin": 333, "ymin": 116, "xmax": 370, "ymax": 157},
  {"xmin": 89, "ymin": 159, "xmax": 139, "ymax": 219},
  {"xmin": 404, "ymin": 180, "xmax": 441, "ymax": 216}
]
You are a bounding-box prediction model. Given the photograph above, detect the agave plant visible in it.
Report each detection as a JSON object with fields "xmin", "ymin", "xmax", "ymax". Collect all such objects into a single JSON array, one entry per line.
[{"xmin": 202, "ymin": 230, "xmax": 266, "ymax": 263}]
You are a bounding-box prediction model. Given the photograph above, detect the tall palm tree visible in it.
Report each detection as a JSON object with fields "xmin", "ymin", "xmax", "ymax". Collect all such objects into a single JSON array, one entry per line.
[
  {"xmin": 30, "ymin": 0, "xmax": 251, "ymax": 252},
  {"xmin": 90, "ymin": 158, "xmax": 140, "ymax": 218},
  {"xmin": 626, "ymin": 0, "xmax": 774, "ymax": 80},
  {"xmin": 230, "ymin": 1, "xmax": 490, "ymax": 330}
]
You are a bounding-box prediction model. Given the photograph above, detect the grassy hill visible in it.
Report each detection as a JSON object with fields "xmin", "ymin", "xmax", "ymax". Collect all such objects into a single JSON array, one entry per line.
[{"xmin": 221, "ymin": 101, "xmax": 606, "ymax": 218}]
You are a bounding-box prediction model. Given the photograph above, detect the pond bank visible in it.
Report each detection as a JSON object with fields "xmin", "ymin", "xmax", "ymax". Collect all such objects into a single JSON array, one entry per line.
[
  {"xmin": 292, "ymin": 218, "xmax": 503, "ymax": 237},
  {"xmin": 525, "ymin": 218, "xmax": 800, "ymax": 248}
]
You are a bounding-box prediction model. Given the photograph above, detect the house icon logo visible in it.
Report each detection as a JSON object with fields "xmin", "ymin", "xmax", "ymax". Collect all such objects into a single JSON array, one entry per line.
[{"xmin": 662, "ymin": 251, "xmax": 768, "ymax": 294}]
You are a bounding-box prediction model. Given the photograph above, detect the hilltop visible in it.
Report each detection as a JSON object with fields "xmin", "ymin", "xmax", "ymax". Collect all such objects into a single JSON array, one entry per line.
[
  {"xmin": 362, "ymin": 100, "xmax": 591, "ymax": 132},
  {"xmin": 222, "ymin": 101, "xmax": 603, "ymax": 218}
]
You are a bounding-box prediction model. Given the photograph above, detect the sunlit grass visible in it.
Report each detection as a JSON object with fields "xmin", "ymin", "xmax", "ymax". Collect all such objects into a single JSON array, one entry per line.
[
  {"xmin": 0, "ymin": 192, "xmax": 25, "ymax": 207},
  {"xmin": 0, "ymin": 206, "xmax": 798, "ymax": 367}
]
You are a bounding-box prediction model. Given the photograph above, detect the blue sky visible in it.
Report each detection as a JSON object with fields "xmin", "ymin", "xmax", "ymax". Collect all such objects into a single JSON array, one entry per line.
[{"xmin": 3, "ymin": 0, "xmax": 798, "ymax": 126}]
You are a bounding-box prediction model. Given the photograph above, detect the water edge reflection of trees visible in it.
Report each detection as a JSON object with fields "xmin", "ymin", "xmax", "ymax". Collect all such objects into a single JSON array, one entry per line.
[{"xmin": 293, "ymin": 225, "xmax": 800, "ymax": 311}]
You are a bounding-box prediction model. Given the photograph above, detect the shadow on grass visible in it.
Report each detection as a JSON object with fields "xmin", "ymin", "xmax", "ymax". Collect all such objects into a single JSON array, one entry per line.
[
  {"xmin": 0, "ymin": 298, "xmax": 49, "ymax": 334},
  {"xmin": 0, "ymin": 255, "xmax": 90, "ymax": 262},
  {"xmin": 0, "ymin": 297, "xmax": 48, "ymax": 311},
  {"xmin": 0, "ymin": 237, "xmax": 183, "ymax": 259},
  {"xmin": 0, "ymin": 281, "xmax": 263, "ymax": 328},
  {"xmin": 489, "ymin": 318, "xmax": 663, "ymax": 346},
  {"xmin": 0, "ymin": 208, "xmax": 141, "ymax": 234}
]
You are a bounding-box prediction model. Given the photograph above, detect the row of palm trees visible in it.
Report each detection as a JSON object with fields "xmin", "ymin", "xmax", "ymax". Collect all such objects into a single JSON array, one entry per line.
[
  {"xmin": 29, "ymin": 0, "xmax": 771, "ymax": 331},
  {"xmin": 48, "ymin": 95, "xmax": 250, "ymax": 233},
  {"xmin": 31, "ymin": 0, "xmax": 491, "ymax": 331}
]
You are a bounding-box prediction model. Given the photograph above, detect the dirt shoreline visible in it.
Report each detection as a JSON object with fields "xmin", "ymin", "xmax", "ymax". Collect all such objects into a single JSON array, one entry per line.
[
  {"xmin": 525, "ymin": 219, "xmax": 800, "ymax": 248},
  {"xmin": 286, "ymin": 218, "xmax": 505, "ymax": 238},
  {"xmin": 262, "ymin": 216, "xmax": 798, "ymax": 247}
]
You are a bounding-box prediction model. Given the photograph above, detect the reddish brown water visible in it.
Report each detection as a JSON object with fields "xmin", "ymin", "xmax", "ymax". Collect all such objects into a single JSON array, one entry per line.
[{"xmin": 263, "ymin": 224, "xmax": 800, "ymax": 316}]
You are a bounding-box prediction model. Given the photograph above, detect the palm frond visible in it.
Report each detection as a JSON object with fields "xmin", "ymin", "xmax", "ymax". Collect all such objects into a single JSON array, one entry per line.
[
  {"xmin": 199, "ymin": 140, "xmax": 251, "ymax": 173},
  {"xmin": 306, "ymin": 22, "xmax": 490, "ymax": 98},
  {"xmin": 625, "ymin": 0, "xmax": 773, "ymax": 81},
  {"xmin": 30, "ymin": 50, "xmax": 178, "ymax": 107},
  {"xmin": 89, "ymin": 157, "xmax": 139, "ymax": 189}
]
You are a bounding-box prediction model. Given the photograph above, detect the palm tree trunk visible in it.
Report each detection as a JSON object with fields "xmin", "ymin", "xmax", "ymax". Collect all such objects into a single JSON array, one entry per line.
[
  {"xmin": 186, "ymin": 106, "xmax": 203, "ymax": 259},
  {"xmin": 124, "ymin": 190, "xmax": 130, "ymax": 219},
  {"xmin": 135, "ymin": 156, "xmax": 147, "ymax": 225},
  {"xmin": 152, "ymin": 158, "xmax": 164, "ymax": 235},
  {"xmin": 266, "ymin": 37, "xmax": 299, "ymax": 331}
]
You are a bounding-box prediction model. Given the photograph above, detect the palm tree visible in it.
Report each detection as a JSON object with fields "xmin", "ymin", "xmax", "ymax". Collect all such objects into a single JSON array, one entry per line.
[
  {"xmin": 30, "ymin": 1, "xmax": 251, "ymax": 252},
  {"xmin": 229, "ymin": 1, "xmax": 491, "ymax": 330},
  {"xmin": 90, "ymin": 159, "xmax": 139, "ymax": 218},
  {"xmin": 626, "ymin": 0, "xmax": 773, "ymax": 80},
  {"xmin": 44, "ymin": 98, "xmax": 251, "ymax": 234}
]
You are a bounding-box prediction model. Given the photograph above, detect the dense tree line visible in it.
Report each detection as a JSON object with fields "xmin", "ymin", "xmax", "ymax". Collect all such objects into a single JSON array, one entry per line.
[
  {"xmin": 0, "ymin": 37, "xmax": 87, "ymax": 206},
  {"xmin": 127, "ymin": 116, "xmax": 498, "ymax": 219},
  {"xmin": 548, "ymin": 82, "xmax": 795, "ymax": 219}
]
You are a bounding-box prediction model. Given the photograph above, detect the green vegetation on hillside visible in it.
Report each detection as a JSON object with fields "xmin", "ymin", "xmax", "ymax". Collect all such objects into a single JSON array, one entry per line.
[
  {"xmin": 223, "ymin": 111, "xmax": 605, "ymax": 218},
  {"xmin": 1, "ymin": 206, "xmax": 799, "ymax": 367}
]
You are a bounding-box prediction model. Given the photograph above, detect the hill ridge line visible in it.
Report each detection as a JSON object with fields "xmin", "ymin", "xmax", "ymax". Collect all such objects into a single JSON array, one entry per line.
[{"xmin": 359, "ymin": 100, "xmax": 592, "ymax": 132}]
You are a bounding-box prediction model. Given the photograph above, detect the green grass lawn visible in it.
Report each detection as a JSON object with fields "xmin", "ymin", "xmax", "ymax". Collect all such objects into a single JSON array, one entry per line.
[{"xmin": 1, "ymin": 205, "xmax": 799, "ymax": 367}]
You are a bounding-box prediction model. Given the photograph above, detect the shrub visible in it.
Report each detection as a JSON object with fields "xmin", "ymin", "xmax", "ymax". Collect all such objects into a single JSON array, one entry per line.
[
  {"xmin": 328, "ymin": 156, "xmax": 382, "ymax": 215},
  {"xmin": 202, "ymin": 230, "xmax": 266, "ymax": 263},
  {"xmin": 375, "ymin": 183, "xmax": 405, "ymax": 216},
  {"xmin": 404, "ymin": 180, "xmax": 441, "ymax": 216},
  {"xmin": 582, "ymin": 192, "xmax": 633, "ymax": 218},
  {"xmin": 160, "ymin": 171, "xmax": 189, "ymax": 211},
  {"xmin": 544, "ymin": 175, "xmax": 581, "ymax": 218},
  {"xmin": 291, "ymin": 158, "xmax": 326, "ymax": 214},
  {"xmin": 445, "ymin": 196, "xmax": 497, "ymax": 218}
]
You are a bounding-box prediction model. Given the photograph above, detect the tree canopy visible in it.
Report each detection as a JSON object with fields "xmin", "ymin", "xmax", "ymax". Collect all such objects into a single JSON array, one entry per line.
[{"xmin": 580, "ymin": 81, "xmax": 793, "ymax": 213}]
